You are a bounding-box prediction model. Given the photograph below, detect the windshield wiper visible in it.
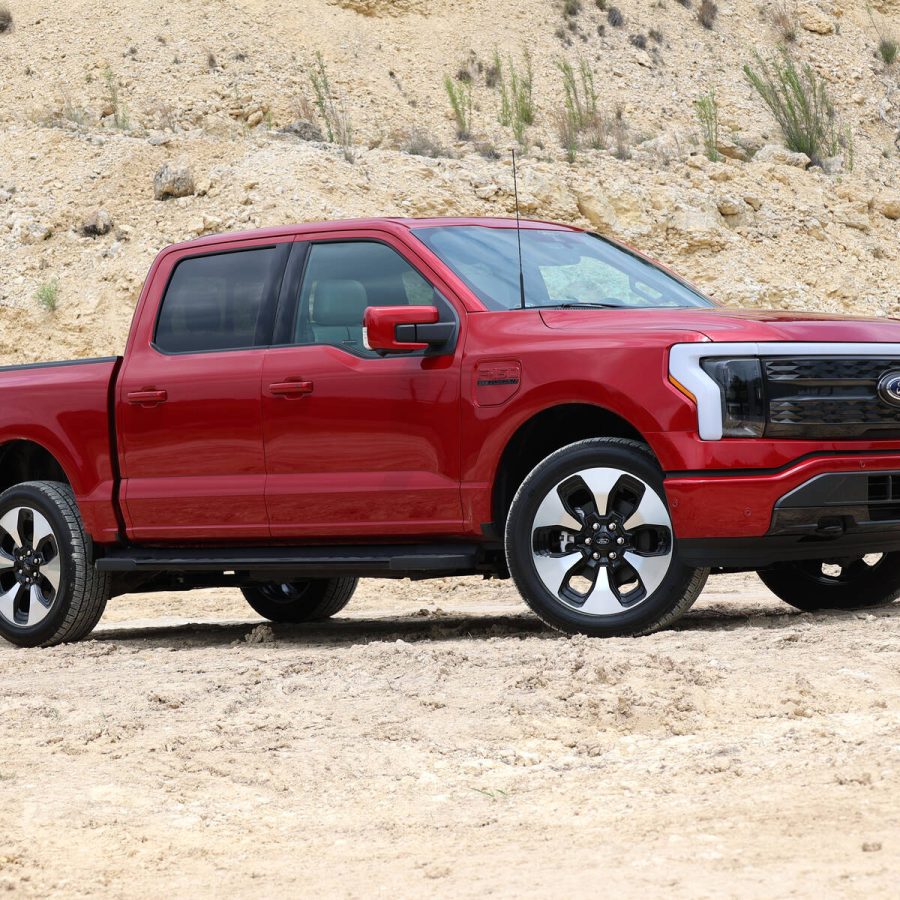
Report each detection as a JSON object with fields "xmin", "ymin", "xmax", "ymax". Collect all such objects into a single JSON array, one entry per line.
[{"xmin": 540, "ymin": 302, "xmax": 626, "ymax": 309}]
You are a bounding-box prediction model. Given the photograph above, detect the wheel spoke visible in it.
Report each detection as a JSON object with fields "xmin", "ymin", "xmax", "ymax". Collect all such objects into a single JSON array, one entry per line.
[
  {"xmin": 579, "ymin": 567, "xmax": 626, "ymax": 616},
  {"xmin": 533, "ymin": 549, "xmax": 583, "ymax": 596},
  {"xmin": 623, "ymin": 485, "xmax": 671, "ymax": 531},
  {"xmin": 25, "ymin": 584, "xmax": 52, "ymax": 626},
  {"xmin": 30, "ymin": 510, "xmax": 54, "ymax": 547},
  {"xmin": 533, "ymin": 486, "xmax": 582, "ymax": 533},
  {"xmin": 0, "ymin": 583, "xmax": 22, "ymax": 625},
  {"xmin": 578, "ymin": 468, "xmax": 624, "ymax": 517},
  {"xmin": 41, "ymin": 554, "xmax": 61, "ymax": 592},
  {"xmin": 623, "ymin": 549, "xmax": 671, "ymax": 597},
  {"xmin": 0, "ymin": 546, "xmax": 15, "ymax": 573},
  {"xmin": 0, "ymin": 508, "xmax": 23, "ymax": 549}
]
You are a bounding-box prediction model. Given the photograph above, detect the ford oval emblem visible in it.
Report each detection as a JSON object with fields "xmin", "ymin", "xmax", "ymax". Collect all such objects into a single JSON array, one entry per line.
[{"xmin": 877, "ymin": 371, "xmax": 900, "ymax": 408}]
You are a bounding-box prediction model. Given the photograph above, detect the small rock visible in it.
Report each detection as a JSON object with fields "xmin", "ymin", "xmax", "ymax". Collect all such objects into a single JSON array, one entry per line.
[
  {"xmin": 80, "ymin": 208, "xmax": 113, "ymax": 237},
  {"xmin": 474, "ymin": 183, "xmax": 498, "ymax": 200},
  {"xmin": 874, "ymin": 193, "xmax": 900, "ymax": 220},
  {"xmin": 743, "ymin": 194, "xmax": 763, "ymax": 211},
  {"xmin": 819, "ymin": 155, "xmax": 844, "ymax": 175},
  {"xmin": 715, "ymin": 138, "xmax": 750, "ymax": 162},
  {"xmin": 153, "ymin": 162, "xmax": 196, "ymax": 200},
  {"xmin": 278, "ymin": 120, "xmax": 324, "ymax": 142},
  {"xmin": 753, "ymin": 144, "xmax": 811, "ymax": 169},
  {"xmin": 102, "ymin": 240, "xmax": 122, "ymax": 258},
  {"xmin": 799, "ymin": 5, "xmax": 835, "ymax": 35},
  {"xmin": 147, "ymin": 133, "xmax": 172, "ymax": 146},
  {"xmin": 862, "ymin": 841, "xmax": 882, "ymax": 853},
  {"xmin": 576, "ymin": 193, "xmax": 619, "ymax": 235},
  {"xmin": 717, "ymin": 196, "xmax": 746, "ymax": 217},
  {"xmin": 243, "ymin": 624, "xmax": 275, "ymax": 644},
  {"xmin": 246, "ymin": 110, "xmax": 264, "ymax": 128}
]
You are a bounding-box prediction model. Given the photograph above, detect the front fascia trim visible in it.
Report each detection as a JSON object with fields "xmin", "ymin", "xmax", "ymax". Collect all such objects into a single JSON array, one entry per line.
[{"xmin": 669, "ymin": 342, "xmax": 900, "ymax": 441}]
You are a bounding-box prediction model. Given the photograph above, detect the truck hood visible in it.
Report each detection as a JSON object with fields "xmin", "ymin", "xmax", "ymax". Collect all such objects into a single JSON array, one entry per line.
[{"xmin": 539, "ymin": 307, "xmax": 900, "ymax": 344}]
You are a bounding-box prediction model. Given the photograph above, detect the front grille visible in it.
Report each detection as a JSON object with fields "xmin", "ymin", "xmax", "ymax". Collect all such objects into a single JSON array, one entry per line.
[{"xmin": 763, "ymin": 356, "xmax": 900, "ymax": 439}]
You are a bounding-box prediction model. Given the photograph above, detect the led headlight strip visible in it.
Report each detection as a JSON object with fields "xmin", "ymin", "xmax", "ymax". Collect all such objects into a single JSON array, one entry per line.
[{"xmin": 668, "ymin": 342, "xmax": 900, "ymax": 440}]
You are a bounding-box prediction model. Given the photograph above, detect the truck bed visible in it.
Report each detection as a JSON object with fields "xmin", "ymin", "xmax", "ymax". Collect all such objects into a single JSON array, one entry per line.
[{"xmin": 0, "ymin": 356, "xmax": 123, "ymax": 541}]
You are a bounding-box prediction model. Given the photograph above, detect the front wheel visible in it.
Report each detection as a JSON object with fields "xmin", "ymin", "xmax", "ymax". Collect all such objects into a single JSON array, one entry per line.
[
  {"xmin": 241, "ymin": 577, "xmax": 358, "ymax": 623},
  {"xmin": 505, "ymin": 438, "xmax": 708, "ymax": 637},
  {"xmin": 757, "ymin": 553, "xmax": 900, "ymax": 611}
]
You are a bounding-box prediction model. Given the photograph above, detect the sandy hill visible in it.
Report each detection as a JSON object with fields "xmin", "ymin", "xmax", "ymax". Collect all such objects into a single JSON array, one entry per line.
[{"xmin": 0, "ymin": 0, "xmax": 898, "ymax": 363}]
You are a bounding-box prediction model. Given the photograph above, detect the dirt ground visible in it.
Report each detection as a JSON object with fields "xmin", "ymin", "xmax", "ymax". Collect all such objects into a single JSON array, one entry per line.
[{"xmin": 0, "ymin": 572, "xmax": 898, "ymax": 898}]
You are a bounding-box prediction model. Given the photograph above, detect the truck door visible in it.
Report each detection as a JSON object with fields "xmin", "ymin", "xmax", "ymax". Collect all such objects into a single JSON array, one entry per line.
[
  {"xmin": 260, "ymin": 233, "xmax": 465, "ymax": 538},
  {"xmin": 116, "ymin": 237, "xmax": 290, "ymax": 540}
]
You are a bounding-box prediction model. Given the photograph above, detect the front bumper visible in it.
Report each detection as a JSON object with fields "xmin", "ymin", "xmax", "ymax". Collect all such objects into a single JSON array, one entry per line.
[{"xmin": 666, "ymin": 453, "xmax": 900, "ymax": 567}]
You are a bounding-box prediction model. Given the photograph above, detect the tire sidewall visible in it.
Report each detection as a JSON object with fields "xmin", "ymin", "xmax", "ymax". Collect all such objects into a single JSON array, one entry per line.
[
  {"xmin": 0, "ymin": 483, "xmax": 77, "ymax": 648},
  {"xmin": 505, "ymin": 439, "xmax": 697, "ymax": 635},
  {"xmin": 759, "ymin": 553, "xmax": 900, "ymax": 611}
]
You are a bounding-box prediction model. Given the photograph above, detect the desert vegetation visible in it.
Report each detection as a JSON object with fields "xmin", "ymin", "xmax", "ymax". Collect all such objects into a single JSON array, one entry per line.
[
  {"xmin": 34, "ymin": 279, "xmax": 59, "ymax": 312},
  {"xmin": 744, "ymin": 50, "xmax": 846, "ymax": 167},
  {"xmin": 495, "ymin": 49, "xmax": 536, "ymax": 144},
  {"xmin": 308, "ymin": 52, "xmax": 355, "ymax": 161}
]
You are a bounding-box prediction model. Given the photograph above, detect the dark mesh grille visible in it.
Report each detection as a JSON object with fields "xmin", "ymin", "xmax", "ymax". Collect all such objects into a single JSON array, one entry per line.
[{"xmin": 762, "ymin": 356, "xmax": 900, "ymax": 439}]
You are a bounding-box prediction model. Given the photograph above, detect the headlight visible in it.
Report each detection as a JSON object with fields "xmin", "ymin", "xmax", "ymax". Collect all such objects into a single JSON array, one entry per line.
[{"xmin": 700, "ymin": 358, "xmax": 765, "ymax": 437}]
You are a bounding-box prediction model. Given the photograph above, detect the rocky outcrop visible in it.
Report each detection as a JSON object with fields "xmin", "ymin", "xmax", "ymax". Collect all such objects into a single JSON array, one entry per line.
[{"xmin": 153, "ymin": 163, "xmax": 196, "ymax": 201}]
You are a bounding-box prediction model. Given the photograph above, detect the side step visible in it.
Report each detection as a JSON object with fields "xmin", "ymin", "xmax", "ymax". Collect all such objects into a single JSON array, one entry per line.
[{"xmin": 96, "ymin": 543, "xmax": 483, "ymax": 578}]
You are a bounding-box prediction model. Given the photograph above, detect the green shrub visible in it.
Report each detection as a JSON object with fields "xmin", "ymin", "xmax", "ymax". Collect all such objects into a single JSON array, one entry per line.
[
  {"xmin": 556, "ymin": 57, "xmax": 616, "ymax": 160},
  {"xmin": 35, "ymin": 280, "xmax": 59, "ymax": 312},
  {"xmin": 309, "ymin": 51, "xmax": 355, "ymax": 161},
  {"xmin": 694, "ymin": 89, "xmax": 720, "ymax": 161},
  {"xmin": 770, "ymin": 2, "xmax": 797, "ymax": 43},
  {"xmin": 697, "ymin": 0, "xmax": 717, "ymax": 29},
  {"xmin": 744, "ymin": 51, "xmax": 841, "ymax": 166},
  {"xmin": 443, "ymin": 74, "xmax": 473, "ymax": 140},
  {"xmin": 879, "ymin": 37, "xmax": 898, "ymax": 66},
  {"xmin": 401, "ymin": 128, "xmax": 452, "ymax": 158},
  {"xmin": 496, "ymin": 49, "xmax": 535, "ymax": 144},
  {"xmin": 103, "ymin": 68, "xmax": 130, "ymax": 130}
]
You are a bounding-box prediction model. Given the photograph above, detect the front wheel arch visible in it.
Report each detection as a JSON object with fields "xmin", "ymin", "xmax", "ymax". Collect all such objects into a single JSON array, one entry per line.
[{"xmin": 490, "ymin": 403, "xmax": 653, "ymax": 536}]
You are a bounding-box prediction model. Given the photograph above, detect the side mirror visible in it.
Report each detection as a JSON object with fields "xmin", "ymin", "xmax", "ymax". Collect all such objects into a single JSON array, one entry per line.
[{"xmin": 363, "ymin": 306, "xmax": 455, "ymax": 354}]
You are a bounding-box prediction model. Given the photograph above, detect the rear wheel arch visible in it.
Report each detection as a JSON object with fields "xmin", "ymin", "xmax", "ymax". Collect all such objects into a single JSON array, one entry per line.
[
  {"xmin": 0, "ymin": 440, "xmax": 71, "ymax": 495},
  {"xmin": 490, "ymin": 403, "xmax": 654, "ymax": 534}
]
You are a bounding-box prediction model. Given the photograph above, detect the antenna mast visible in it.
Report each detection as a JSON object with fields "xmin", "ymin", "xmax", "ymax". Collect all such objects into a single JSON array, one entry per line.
[{"xmin": 511, "ymin": 149, "xmax": 526, "ymax": 310}]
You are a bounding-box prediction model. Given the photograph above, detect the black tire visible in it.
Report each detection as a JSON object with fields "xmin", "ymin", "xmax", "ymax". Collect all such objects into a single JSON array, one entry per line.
[
  {"xmin": 0, "ymin": 481, "xmax": 110, "ymax": 648},
  {"xmin": 241, "ymin": 577, "xmax": 358, "ymax": 623},
  {"xmin": 757, "ymin": 553, "xmax": 900, "ymax": 611},
  {"xmin": 505, "ymin": 438, "xmax": 708, "ymax": 637}
]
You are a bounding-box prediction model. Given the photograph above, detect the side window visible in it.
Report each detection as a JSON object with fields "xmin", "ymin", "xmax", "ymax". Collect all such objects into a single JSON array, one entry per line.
[
  {"xmin": 294, "ymin": 241, "xmax": 437, "ymax": 356},
  {"xmin": 155, "ymin": 247, "xmax": 282, "ymax": 353}
]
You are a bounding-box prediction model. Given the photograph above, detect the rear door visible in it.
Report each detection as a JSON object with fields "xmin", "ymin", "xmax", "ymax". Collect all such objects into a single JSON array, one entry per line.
[
  {"xmin": 260, "ymin": 231, "xmax": 465, "ymax": 538},
  {"xmin": 117, "ymin": 237, "xmax": 290, "ymax": 540}
]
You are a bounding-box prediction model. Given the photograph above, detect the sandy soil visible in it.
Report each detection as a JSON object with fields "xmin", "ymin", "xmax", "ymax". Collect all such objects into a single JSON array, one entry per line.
[{"xmin": 1, "ymin": 572, "xmax": 898, "ymax": 898}]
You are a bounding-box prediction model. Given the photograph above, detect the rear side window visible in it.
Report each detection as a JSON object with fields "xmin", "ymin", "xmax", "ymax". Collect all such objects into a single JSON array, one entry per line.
[{"xmin": 155, "ymin": 247, "xmax": 282, "ymax": 353}]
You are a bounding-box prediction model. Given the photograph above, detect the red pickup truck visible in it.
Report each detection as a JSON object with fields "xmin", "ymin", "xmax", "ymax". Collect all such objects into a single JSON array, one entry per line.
[{"xmin": 2, "ymin": 216, "xmax": 900, "ymax": 647}]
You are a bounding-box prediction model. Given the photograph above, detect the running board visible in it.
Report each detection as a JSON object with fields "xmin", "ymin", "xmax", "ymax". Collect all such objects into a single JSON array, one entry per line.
[{"xmin": 95, "ymin": 543, "xmax": 482, "ymax": 578}]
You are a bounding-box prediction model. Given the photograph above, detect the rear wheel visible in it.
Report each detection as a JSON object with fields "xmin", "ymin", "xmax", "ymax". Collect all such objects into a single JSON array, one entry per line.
[
  {"xmin": 241, "ymin": 577, "xmax": 358, "ymax": 623},
  {"xmin": 0, "ymin": 481, "xmax": 110, "ymax": 648},
  {"xmin": 757, "ymin": 553, "xmax": 900, "ymax": 611},
  {"xmin": 505, "ymin": 438, "xmax": 708, "ymax": 637}
]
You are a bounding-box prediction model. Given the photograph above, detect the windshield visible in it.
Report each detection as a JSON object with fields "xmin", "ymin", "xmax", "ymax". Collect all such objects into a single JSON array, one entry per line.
[{"xmin": 412, "ymin": 226, "xmax": 715, "ymax": 311}]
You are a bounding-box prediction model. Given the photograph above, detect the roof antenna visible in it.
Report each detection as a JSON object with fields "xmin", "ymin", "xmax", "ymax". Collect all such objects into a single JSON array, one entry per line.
[{"xmin": 511, "ymin": 148, "xmax": 527, "ymax": 310}]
